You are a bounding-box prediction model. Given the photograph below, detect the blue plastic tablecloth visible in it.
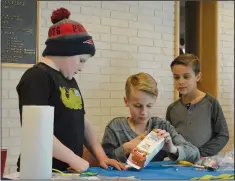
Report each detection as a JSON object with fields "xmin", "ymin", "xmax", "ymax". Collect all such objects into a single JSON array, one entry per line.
[
  {"xmin": 3, "ymin": 161, "xmax": 233, "ymax": 180},
  {"xmin": 86, "ymin": 161, "xmax": 234, "ymax": 180}
]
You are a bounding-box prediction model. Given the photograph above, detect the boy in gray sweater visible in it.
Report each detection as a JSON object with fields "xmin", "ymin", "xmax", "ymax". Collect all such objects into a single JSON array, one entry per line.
[
  {"xmin": 102, "ymin": 72, "xmax": 200, "ymax": 164},
  {"xmin": 166, "ymin": 54, "xmax": 229, "ymax": 157}
]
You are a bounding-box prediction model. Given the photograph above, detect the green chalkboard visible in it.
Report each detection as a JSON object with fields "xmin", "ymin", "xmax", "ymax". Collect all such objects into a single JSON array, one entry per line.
[{"xmin": 1, "ymin": 0, "xmax": 38, "ymax": 67}]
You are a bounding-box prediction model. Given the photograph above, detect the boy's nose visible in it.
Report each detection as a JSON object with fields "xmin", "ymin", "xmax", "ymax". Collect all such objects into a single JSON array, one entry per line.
[
  {"xmin": 140, "ymin": 107, "xmax": 147, "ymax": 115},
  {"xmin": 179, "ymin": 77, "xmax": 185, "ymax": 84},
  {"xmin": 78, "ymin": 63, "xmax": 84, "ymax": 71}
]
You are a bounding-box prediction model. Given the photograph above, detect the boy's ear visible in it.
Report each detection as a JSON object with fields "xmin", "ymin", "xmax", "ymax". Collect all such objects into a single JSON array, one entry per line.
[
  {"xmin": 124, "ymin": 96, "xmax": 129, "ymax": 107},
  {"xmin": 196, "ymin": 72, "xmax": 202, "ymax": 82}
]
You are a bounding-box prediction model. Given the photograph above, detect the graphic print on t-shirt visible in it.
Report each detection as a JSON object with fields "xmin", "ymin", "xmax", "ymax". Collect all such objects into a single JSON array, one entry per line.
[{"xmin": 59, "ymin": 86, "xmax": 83, "ymax": 110}]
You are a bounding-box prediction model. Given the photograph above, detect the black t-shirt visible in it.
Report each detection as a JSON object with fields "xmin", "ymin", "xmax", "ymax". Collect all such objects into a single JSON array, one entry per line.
[{"xmin": 16, "ymin": 62, "xmax": 85, "ymax": 171}]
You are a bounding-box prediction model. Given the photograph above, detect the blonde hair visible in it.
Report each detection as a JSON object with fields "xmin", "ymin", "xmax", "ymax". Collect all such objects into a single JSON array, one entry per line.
[{"xmin": 125, "ymin": 72, "xmax": 158, "ymax": 98}]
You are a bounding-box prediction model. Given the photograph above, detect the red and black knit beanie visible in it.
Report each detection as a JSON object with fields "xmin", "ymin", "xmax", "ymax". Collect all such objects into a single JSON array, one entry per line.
[{"xmin": 42, "ymin": 8, "xmax": 95, "ymax": 57}]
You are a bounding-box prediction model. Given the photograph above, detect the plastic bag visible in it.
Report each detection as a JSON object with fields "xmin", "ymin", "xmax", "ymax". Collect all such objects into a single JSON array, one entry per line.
[{"xmin": 210, "ymin": 149, "xmax": 234, "ymax": 171}]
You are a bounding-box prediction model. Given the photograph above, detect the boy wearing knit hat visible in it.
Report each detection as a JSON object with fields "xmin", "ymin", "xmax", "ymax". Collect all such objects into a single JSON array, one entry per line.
[{"xmin": 16, "ymin": 8, "xmax": 126, "ymax": 173}]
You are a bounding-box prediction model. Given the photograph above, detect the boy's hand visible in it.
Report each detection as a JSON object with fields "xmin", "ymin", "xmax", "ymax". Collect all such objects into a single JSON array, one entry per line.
[
  {"xmin": 68, "ymin": 155, "xmax": 89, "ymax": 173},
  {"xmin": 123, "ymin": 133, "xmax": 146, "ymax": 153},
  {"xmin": 154, "ymin": 129, "xmax": 178, "ymax": 154},
  {"xmin": 99, "ymin": 157, "xmax": 127, "ymax": 171}
]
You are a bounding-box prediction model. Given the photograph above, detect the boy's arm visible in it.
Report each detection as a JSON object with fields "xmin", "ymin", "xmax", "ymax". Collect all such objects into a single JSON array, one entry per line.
[
  {"xmin": 53, "ymin": 136, "xmax": 87, "ymax": 169},
  {"xmin": 84, "ymin": 118, "xmax": 127, "ymax": 169},
  {"xmin": 165, "ymin": 105, "xmax": 172, "ymax": 122},
  {"xmin": 199, "ymin": 100, "xmax": 229, "ymax": 157},
  {"xmin": 101, "ymin": 126, "xmax": 128, "ymax": 163},
  {"xmin": 164, "ymin": 121, "xmax": 200, "ymax": 163},
  {"xmin": 83, "ymin": 118, "xmax": 108, "ymax": 161}
]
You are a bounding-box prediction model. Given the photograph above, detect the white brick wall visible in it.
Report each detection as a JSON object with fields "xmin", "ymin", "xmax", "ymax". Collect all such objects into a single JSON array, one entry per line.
[
  {"xmin": 2, "ymin": 1, "xmax": 175, "ymax": 174},
  {"xmin": 218, "ymin": 1, "xmax": 234, "ymax": 152},
  {"xmin": 2, "ymin": 69, "xmax": 23, "ymax": 175}
]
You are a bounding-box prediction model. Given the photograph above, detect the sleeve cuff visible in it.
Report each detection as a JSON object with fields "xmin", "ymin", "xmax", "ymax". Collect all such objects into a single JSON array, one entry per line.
[
  {"xmin": 114, "ymin": 145, "xmax": 128, "ymax": 163},
  {"xmin": 168, "ymin": 146, "xmax": 185, "ymax": 161}
]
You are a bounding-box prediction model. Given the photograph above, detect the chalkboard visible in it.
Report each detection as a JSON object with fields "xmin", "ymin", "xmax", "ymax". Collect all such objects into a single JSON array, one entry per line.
[{"xmin": 1, "ymin": 0, "xmax": 38, "ymax": 67}]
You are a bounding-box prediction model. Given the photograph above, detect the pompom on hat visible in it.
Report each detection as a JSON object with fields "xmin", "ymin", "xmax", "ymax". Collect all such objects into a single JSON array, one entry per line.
[{"xmin": 42, "ymin": 8, "xmax": 95, "ymax": 57}]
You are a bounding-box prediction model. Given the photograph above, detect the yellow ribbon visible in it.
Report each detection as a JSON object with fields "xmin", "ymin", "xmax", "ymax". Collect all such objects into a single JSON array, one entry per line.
[
  {"xmin": 52, "ymin": 168, "xmax": 80, "ymax": 176},
  {"xmin": 191, "ymin": 174, "xmax": 234, "ymax": 180}
]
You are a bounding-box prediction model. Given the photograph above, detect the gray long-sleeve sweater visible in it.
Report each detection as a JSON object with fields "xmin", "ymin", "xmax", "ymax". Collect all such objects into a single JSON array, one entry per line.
[
  {"xmin": 166, "ymin": 93, "xmax": 229, "ymax": 157},
  {"xmin": 102, "ymin": 117, "xmax": 200, "ymax": 164}
]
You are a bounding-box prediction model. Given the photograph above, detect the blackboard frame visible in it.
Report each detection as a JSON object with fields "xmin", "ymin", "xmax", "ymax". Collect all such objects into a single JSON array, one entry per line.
[{"xmin": 2, "ymin": 1, "xmax": 40, "ymax": 68}]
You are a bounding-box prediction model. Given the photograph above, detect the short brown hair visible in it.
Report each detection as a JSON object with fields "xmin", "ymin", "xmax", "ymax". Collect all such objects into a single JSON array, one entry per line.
[
  {"xmin": 170, "ymin": 53, "xmax": 201, "ymax": 75},
  {"xmin": 125, "ymin": 72, "xmax": 158, "ymax": 98}
]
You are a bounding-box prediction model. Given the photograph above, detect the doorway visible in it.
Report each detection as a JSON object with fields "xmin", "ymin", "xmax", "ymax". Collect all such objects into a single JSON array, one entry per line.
[{"xmin": 179, "ymin": 1, "xmax": 218, "ymax": 98}]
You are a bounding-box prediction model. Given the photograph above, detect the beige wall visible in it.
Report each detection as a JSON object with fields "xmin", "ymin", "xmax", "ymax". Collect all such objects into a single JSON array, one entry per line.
[
  {"xmin": 2, "ymin": 1, "xmax": 176, "ymax": 174},
  {"xmin": 2, "ymin": 1, "xmax": 234, "ymax": 175},
  {"xmin": 218, "ymin": 1, "xmax": 234, "ymax": 152}
]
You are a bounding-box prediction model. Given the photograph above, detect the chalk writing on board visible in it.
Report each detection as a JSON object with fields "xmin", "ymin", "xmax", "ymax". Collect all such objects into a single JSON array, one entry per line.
[{"xmin": 1, "ymin": 0, "xmax": 37, "ymax": 65}]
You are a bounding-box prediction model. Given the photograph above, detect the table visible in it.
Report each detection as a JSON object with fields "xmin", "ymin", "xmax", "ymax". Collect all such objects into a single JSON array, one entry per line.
[
  {"xmin": 86, "ymin": 161, "xmax": 234, "ymax": 180},
  {"xmin": 3, "ymin": 161, "xmax": 234, "ymax": 180}
]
